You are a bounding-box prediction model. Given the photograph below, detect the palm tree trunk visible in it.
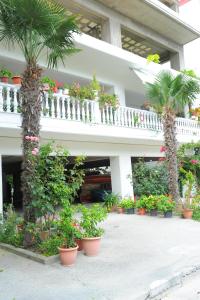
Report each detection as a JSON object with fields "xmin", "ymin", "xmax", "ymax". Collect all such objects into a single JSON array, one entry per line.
[
  {"xmin": 20, "ymin": 61, "xmax": 42, "ymax": 224},
  {"xmin": 163, "ymin": 108, "xmax": 179, "ymax": 202}
]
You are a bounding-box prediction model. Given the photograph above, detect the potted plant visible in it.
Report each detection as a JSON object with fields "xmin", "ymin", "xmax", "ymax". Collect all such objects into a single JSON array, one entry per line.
[
  {"xmin": 136, "ymin": 196, "xmax": 147, "ymax": 215},
  {"xmin": 157, "ymin": 195, "xmax": 175, "ymax": 218},
  {"xmin": 40, "ymin": 76, "xmax": 56, "ymax": 93},
  {"xmin": 12, "ymin": 75, "xmax": 22, "ymax": 85},
  {"xmin": 103, "ymin": 192, "xmax": 119, "ymax": 212},
  {"xmin": 120, "ymin": 198, "xmax": 135, "ymax": 214},
  {"xmin": 79, "ymin": 204, "xmax": 107, "ymax": 256},
  {"xmin": 145, "ymin": 195, "xmax": 159, "ymax": 216},
  {"xmin": 38, "ymin": 222, "xmax": 50, "ymax": 241},
  {"xmin": 90, "ymin": 74, "xmax": 101, "ymax": 96},
  {"xmin": 0, "ymin": 68, "xmax": 13, "ymax": 83},
  {"xmin": 117, "ymin": 202, "xmax": 125, "ymax": 214},
  {"xmin": 181, "ymin": 170, "xmax": 196, "ymax": 219},
  {"xmin": 57, "ymin": 201, "xmax": 78, "ymax": 266}
]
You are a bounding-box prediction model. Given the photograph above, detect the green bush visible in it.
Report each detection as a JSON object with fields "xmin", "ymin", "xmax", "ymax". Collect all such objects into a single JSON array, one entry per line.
[
  {"xmin": 39, "ymin": 235, "xmax": 62, "ymax": 256},
  {"xmin": 132, "ymin": 160, "xmax": 168, "ymax": 197},
  {"xmin": 0, "ymin": 206, "xmax": 23, "ymax": 247}
]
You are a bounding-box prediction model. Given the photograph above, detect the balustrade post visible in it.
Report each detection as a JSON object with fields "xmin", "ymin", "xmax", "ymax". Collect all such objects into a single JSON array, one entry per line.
[
  {"xmin": 0, "ymin": 86, "xmax": 3, "ymax": 112},
  {"xmin": 94, "ymin": 99, "xmax": 101, "ymax": 124}
]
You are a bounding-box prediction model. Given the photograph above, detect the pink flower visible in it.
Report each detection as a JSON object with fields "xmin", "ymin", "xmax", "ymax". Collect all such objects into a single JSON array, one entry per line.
[
  {"xmin": 33, "ymin": 147, "xmax": 39, "ymax": 153},
  {"xmin": 31, "ymin": 150, "xmax": 37, "ymax": 156},
  {"xmin": 191, "ymin": 159, "xmax": 199, "ymax": 165},
  {"xmin": 160, "ymin": 146, "xmax": 166, "ymax": 152},
  {"xmin": 30, "ymin": 136, "xmax": 35, "ymax": 142},
  {"xmin": 25, "ymin": 136, "xmax": 30, "ymax": 140},
  {"xmin": 34, "ymin": 137, "xmax": 39, "ymax": 142}
]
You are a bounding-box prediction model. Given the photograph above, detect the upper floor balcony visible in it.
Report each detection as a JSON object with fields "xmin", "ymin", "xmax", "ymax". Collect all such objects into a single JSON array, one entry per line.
[{"xmin": 0, "ymin": 82, "xmax": 200, "ymax": 146}]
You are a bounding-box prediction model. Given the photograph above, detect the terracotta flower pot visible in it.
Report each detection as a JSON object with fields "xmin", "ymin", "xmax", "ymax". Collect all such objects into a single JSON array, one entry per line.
[
  {"xmin": 110, "ymin": 205, "xmax": 117, "ymax": 213},
  {"xmin": 58, "ymin": 245, "xmax": 78, "ymax": 266},
  {"xmin": 82, "ymin": 237, "xmax": 101, "ymax": 256},
  {"xmin": 117, "ymin": 207, "xmax": 124, "ymax": 214},
  {"xmin": 183, "ymin": 209, "xmax": 193, "ymax": 219},
  {"xmin": 12, "ymin": 76, "xmax": 21, "ymax": 85},
  {"xmin": 16, "ymin": 224, "xmax": 24, "ymax": 233},
  {"xmin": 40, "ymin": 230, "xmax": 49, "ymax": 241},
  {"xmin": 0, "ymin": 76, "xmax": 9, "ymax": 83},
  {"xmin": 138, "ymin": 208, "xmax": 146, "ymax": 215},
  {"xmin": 76, "ymin": 239, "xmax": 83, "ymax": 251}
]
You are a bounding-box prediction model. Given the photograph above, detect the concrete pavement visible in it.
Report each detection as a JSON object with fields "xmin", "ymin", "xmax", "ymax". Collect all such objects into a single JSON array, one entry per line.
[{"xmin": 0, "ymin": 214, "xmax": 200, "ymax": 300}]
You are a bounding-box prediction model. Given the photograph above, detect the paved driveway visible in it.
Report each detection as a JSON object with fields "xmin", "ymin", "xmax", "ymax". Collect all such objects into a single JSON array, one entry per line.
[{"xmin": 0, "ymin": 214, "xmax": 200, "ymax": 300}]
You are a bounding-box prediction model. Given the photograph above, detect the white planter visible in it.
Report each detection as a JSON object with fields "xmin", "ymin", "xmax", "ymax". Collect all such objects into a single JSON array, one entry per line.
[{"xmin": 63, "ymin": 89, "xmax": 69, "ymax": 95}]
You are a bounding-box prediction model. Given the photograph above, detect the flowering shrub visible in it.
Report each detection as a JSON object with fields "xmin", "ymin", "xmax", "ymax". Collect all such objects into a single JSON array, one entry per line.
[{"xmin": 30, "ymin": 142, "xmax": 85, "ymax": 230}]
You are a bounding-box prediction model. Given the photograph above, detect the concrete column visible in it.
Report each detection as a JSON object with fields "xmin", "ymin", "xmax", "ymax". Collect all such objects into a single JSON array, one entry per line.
[
  {"xmin": 0, "ymin": 155, "xmax": 2, "ymax": 215},
  {"xmin": 107, "ymin": 85, "xmax": 126, "ymax": 106},
  {"xmin": 101, "ymin": 18, "xmax": 122, "ymax": 48},
  {"xmin": 170, "ymin": 48, "xmax": 185, "ymax": 71},
  {"xmin": 110, "ymin": 155, "xmax": 133, "ymax": 198}
]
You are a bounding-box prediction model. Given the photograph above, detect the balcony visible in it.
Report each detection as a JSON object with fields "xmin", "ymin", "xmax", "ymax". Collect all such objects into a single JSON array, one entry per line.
[{"xmin": 0, "ymin": 83, "xmax": 200, "ymax": 145}]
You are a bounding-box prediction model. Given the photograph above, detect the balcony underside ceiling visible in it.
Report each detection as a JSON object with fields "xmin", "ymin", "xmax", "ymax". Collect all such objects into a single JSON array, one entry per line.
[
  {"xmin": 96, "ymin": 0, "xmax": 200, "ymax": 45},
  {"xmin": 0, "ymin": 35, "xmax": 155, "ymax": 97}
]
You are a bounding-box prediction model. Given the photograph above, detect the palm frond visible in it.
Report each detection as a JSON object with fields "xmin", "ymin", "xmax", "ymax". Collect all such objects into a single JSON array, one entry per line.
[
  {"xmin": 0, "ymin": 0, "xmax": 80, "ymax": 65},
  {"xmin": 145, "ymin": 70, "xmax": 200, "ymax": 114}
]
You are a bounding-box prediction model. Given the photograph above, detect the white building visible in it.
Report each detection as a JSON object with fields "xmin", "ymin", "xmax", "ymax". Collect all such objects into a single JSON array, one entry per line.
[{"xmin": 0, "ymin": 0, "xmax": 200, "ymax": 213}]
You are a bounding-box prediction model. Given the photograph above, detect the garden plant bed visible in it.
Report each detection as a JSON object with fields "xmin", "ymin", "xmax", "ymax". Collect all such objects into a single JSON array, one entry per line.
[{"xmin": 0, "ymin": 242, "xmax": 59, "ymax": 265}]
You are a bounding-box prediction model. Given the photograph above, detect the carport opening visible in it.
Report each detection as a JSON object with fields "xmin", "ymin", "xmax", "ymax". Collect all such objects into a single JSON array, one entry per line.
[
  {"xmin": 2, "ymin": 155, "xmax": 111, "ymax": 211},
  {"xmin": 2, "ymin": 156, "xmax": 23, "ymax": 210},
  {"xmin": 78, "ymin": 156, "xmax": 111, "ymax": 203}
]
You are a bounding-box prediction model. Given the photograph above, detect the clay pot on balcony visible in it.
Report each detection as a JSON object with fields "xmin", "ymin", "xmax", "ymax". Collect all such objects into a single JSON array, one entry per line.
[
  {"xmin": 12, "ymin": 76, "xmax": 22, "ymax": 85},
  {"xmin": 182, "ymin": 208, "xmax": 193, "ymax": 219},
  {"xmin": 0, "ymin": 76, "xmax": 9, "ymax": 83},
  {"xmin": 63, "ymin": 88, "xmax": 69, "ymax": 95},
  {"xmin": 82, "ymin": 237, "xmax": 101, "ymax": 256},
  {"xmin": 58, "ymin": 245, "xmax": 78, "ymax": 266}
]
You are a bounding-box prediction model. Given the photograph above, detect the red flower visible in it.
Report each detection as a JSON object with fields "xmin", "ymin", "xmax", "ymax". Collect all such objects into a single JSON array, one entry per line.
[
  {"xmin": 159, "ymin": 157, "xmax": 166, "ymax": 161},
  {"xmin": 160, "ymin": 146, "xmax": 166, "ymax": 152}
]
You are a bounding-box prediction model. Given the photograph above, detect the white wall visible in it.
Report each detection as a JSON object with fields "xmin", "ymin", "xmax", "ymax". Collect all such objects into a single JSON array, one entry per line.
[{"xmin": 180, "ymin": 0, "xmax": 200, "ymax": 74}]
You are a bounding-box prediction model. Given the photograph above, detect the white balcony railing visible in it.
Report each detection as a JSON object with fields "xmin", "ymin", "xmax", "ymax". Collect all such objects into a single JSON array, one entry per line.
[{"xmin": 0, "ymin": 83, "xmax": 200, "ymax": 136}]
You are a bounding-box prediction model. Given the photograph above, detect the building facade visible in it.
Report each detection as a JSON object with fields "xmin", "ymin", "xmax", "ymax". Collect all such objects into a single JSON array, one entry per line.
[{"xmin": 0, "ymin": 0, "xmax": 200, "ymax": 213}]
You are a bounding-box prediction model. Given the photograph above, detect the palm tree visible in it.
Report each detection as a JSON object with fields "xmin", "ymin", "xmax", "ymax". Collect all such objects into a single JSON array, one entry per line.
[
  {"xmin": 146, "ymin": 71, "xmax": 200, "ymax": 202},
  {"xmin": 0, "ymin": 0, "xmax": 80, "ymax": 223}
]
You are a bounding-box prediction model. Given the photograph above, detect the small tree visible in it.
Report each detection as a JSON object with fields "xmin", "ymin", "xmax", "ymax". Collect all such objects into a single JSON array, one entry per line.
[
  {"xmin": 131, "ymin": 160, "xmax": 168, "ymax": 197},
  {"xmin": 146, "ymin": 71, "xmax": 200, "ymax": 202}
]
